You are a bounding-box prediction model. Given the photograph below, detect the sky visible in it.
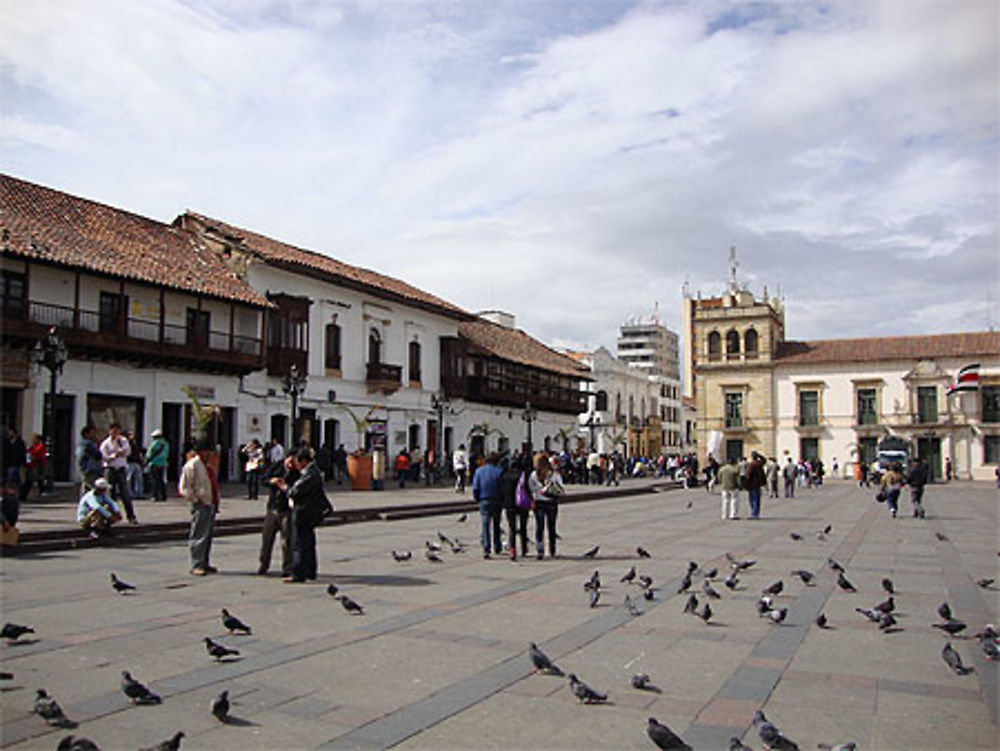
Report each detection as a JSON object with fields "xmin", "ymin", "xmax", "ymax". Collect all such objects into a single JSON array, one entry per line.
[{"xmin": 1, "ymin": 0, "xmax": 997, "ymax": 354}]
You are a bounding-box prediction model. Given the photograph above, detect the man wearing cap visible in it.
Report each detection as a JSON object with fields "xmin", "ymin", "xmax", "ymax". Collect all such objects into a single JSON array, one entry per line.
[
  {"xmin": 76, "ymin": 478, "xmax": 122, "ymax": 539},
  {"xmin": 145, "ymin": 429, "xmax": 170, "ymax": 502}
]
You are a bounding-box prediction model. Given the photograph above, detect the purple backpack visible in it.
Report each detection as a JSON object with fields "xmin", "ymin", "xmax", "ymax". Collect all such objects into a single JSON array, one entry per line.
[{"xmin": 515, "ymin": 473, "xmax": 532, "ymax": 510}]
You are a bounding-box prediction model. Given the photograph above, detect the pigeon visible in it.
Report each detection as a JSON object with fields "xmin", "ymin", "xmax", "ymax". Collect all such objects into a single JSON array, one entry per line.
[
  {"xmin": 790, "ymin": 569, "xmax": 814, "ymax": 586},
  {"xmin": 327, "ymin": 583, "xmax": 339, "ymax": 597},
  {"xmin": 686, "ymin": 500, "xmax": 692, "ymax": 508},
  {"xmin": 621, "ymin": 566, "xmax": 637, "ymax": 584},
  {"xmin": 391, "ymin": 550, "xmax": 412, "ymax": 562},
  {"xmin": 2, "ymin": 622, "xmax": 34, "ymax": 642},
  {"xmin": 768, "ymin": 607, "xmax": 788, "ymax": 625},
  {"xmin": 638, "ymin": 575, "xmax": 653, "ymax": 590},
  {"xmin": 977, "ymin": 634, "xmax": 1000, "ymax": 661},
  {"xmin": 335, "ymin": 595, "xmax": 364, "ymax": 615},
  {"xmin": 827, "ymin": 557, "xmax": 845, "ymax": 573},
  {"xmin": 56, "ymin": 737, "xmax": 101, "ymax": 751},
  {"xmin": 815, "ymin": 613, "xmax": 830, "ymax": 629},
  {"xmin": 683, "ymin": 593, "xmax": 699, "ymax": 615},
  {"xmin": 942, "ymin": 642, "xmax": 973, "ymax": 675},
  {"xmin": 763, "ymin": 580, "xmax": 784, "ymax": 596},
  {"xmin": 704, "ymin": 567, "xmax": 718, "ymax": 580},
  {"xmin": 702, "ymin": 580, "xmax": 721, "ymax": 599},
  {"xmin": 425, "ymin": 549, "xmax": 443, "ymax": 563},
  {"xmin": 697, "ymin": 603, "xmax": 713, "ymax": 624},
  {"xmin": 753, "ymin": 710, "xmax": 799, "ymax": 750},
  {"xmin": 221, "ymin": 609, "xmax": 251, "ymax": 635},
  {"xmin": 211, "ymin": 689, "xmax": 230, "ymax": 722},
  {"xmin": 584, "ymin": 571, "xmax": 601, "ymax": 591},
  {"xmin": 528, "ymin": 642, "xmax": 563, "ymax": 675},
  {"xmin": 821, "ymin": 524, "xmax": 833, "ymax": 535},
  {"xmin": 855, "ymin": 608, "xmax": 881, "ymax": 623},
  {"xmin": 34, "ymin": 689, "xmax": 74, "ymax": 727},
  {"xmin": 589, "ymin": 587, "xmax": 601, "ymax": 608},
  {"xmin": 882, "ymin": 577, "xmax": 895, "ymax": 594},
  {"xmin": 687, "ymin": 561, "xmax": 699, "ymax": 574},
  {"xmin": 724, "ymin": 572, "xmax": 739, "ymax": 590},
  {"xmin": 456, "ymin": 513, "xmax": 467, "ymax": 522},
  {"xmin": 204, "ymin": 637, "xmax": 239, "ymax": 661},
  {"xmin": 729, "ymin": 738, "xmax": 754, "ymax": 751},
  {"xmin": 756, "ymin": 597, "xmax": 773, "ymax": 617},
  {"xmin": 817, "ymin": 743, "xmax": 856, "ymax": 751},
  {"xmin": 726, "ymin": 553, "xmax": 756, "ymax": 571},
  {"xmin": 642, "ymin": 588, "xmax": 656, "ymax": 601},
  {"xmin": 568, "ymin": 673, "xmax": 607, "ymax": 703},
  {"xmin": 677, "ymin": 573, "xmax": 692, "ymax": 593},
  {"xmin": 789, "ymin": 532, "xmax": 802, "ymax": 541},
  {"xmin": 624, "ymin": 594, "xmax": 642, "ymax": 616},
  {"xmin": 646, "ymin": 716, "xmax": 692, "ymax": 750},
  {"xmin": 935, "ymin": 532, "xmax": 949, "ymax": 542},
  {"xmin": 583, "ymin": 545, "xmax": 600, "ymax": 559},
  {"xmin": 836, "ymin": 572, "xmax": 857, "ymax": 592},
  {"xmin": 631, "ymin": 673, "xmax": 660, "ymax": 692},
  {"xmin": 426, "ymin": 540, "xmax": 442, "ymax": 552},
  {"xmin": 121, "ymin": 670, "xmax": 161, "ymax": 704},
  {"xmin": 138, "ymin": 731, "xmax": 185, "ymax": 751},
  {"xmin": 874, "ymin": 597, "xmax": 895, "ymax": 614},
  {"xmin": 637, "ymin": 546, "xmax": 651, "ymax": 558},
  {"xmin": 437, "ymin": 531, "xmax": 453, "ymax": 546},
  {"xmin": 977, "ymin": 578, "xmax": 995, "ymax": 588},
  {"xmin": 937, "ymin": 602, "xmax": 953, "ymax": 621},
  {"xmin": 110, "ymin": 572, "xmax": 136, "ymax": 594},
  {"xmin": 932, "ymin": 620, "xmax": 967, "ymax": 636},
  {"xmin": 878, "ymin": 612, "xmax": 899, "ymax": 631},
  {"xmin": 974, "ymin": 624, "xmax": 999, "ymax": 641}
]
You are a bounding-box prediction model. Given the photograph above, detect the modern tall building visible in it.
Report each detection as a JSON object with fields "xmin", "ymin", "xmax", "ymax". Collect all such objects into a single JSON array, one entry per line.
[{"xmin": 616, "ymin": 310, "xmax": 680, "ymax": 380}]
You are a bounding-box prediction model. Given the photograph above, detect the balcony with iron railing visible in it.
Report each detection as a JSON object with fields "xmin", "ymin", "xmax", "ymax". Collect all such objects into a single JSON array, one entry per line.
[{"xmin": 2, "ymin": 298, "xmax": 264, "ymax": 374}]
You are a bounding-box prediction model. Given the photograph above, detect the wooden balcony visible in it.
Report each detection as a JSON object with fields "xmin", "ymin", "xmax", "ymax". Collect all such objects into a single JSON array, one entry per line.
[
  {"xmin": 267, "ymin": 346, "xmax": 307, "ymax": 378},
  {"xmin": 2, "ymin": 299, "xmax": 264, "ymax": 375},
  {"xmin": 366, "ymin": 361, "xmax": 402, "ymax": 394},
  {"xmin": 442, "ymin": 374, "xmax": 586, "ymax": 414}
]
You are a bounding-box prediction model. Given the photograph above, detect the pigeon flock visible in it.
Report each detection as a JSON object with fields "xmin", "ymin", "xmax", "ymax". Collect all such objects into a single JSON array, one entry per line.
[{"xmin": 2, "ymin": 498, "xmax": 995, "ymax": 751}]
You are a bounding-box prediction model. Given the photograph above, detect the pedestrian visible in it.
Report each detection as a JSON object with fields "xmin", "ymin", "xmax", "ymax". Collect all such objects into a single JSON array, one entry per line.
[
  {"xmin": 529, "ymin": 452, "xmax": 563, "ymax": 559},
  {"xmin": 500, "ymin": 456, "xmax": 528, "ymax": 561},
  {"xmin": 906, "ymin": 456, "xmax": 928, "ymax": 519},
  {"xmin": 76, "ymin": 477, "xmax": 122, "ymax": 539},
  {"xmin": 944, "ymin": 457, "xmax": 952, "ymax": 482},
  {"xmin": 394, "ymin": 448, "xmax": 410, "ymax": 489},
  {"xmin": 268, "ymin": 437, "xmax": 285, "ymax": 469},
  {"xmin": 831, "ymin": 457, "xmax": 839, "ymax": 478},
  {"xmin": 718, "ymin": 456, "xmax": 740, "ymax": 520},
  {"xmin": 2, "ymin": 427, "xmax": 26, "ymax": 491},
  {"xmin": 179, "ymin": 449, "xmax": 215, "ymax": 575},
  {"xmin": 452, "ymin": 443, "xmax": 468, "ymax": 494},
  {"xmin": 20, "ymin": 433, "xmax": 47, "ymax": 500},
  {"xmin": 145, "ymin": 429, "xmax": 170, "ymax": 502},
  {"xmin": 746, "ymin": 453, "xmax": 766, "ymax": 519},
  {"xmin": 101, "ymin": 423, "xmax": 137, "ymax": 524},
  {"xmin": 410, "ymin": 445, "xmax": 423, "ymax": 482},
  {"xmin": 782, "ymin": 457, "xmax": 796, "ymax": 498},
  {"xmin": 284, "ymin": 447, "xmax": 332, "ymax": 583},
  {"xmin": 880, "ymin": 462, "xmax": 904, "ymax": 518},
  {"xmin": 766, "ymin": 456, "xmax": 779, "ymax": 498},
  {"xmin": 858, "ymin": 459, "xmax": 870, "ymax": 488},
  {"xmin": 77, "ymin": 426, "xmax": 103, "ymax": 493},
  {"xmin": 1, "ymin": 480, "xmax": 19, "ymax": 547},
  {"xmin": 125, "ymin": 429, "xmax": 145, "ymax": 500},
  {"xmin": 241, "ymin": 439, "xmax": 264, "ymax": 499},
  {"xmin": 258, "ymin": 455, "xmax": 294, "ymax": 577},
  {"xmin": 332, "ymin": 444, "xmax": 347, "ymax": 485},
  {"xmin": 472, "ymin": 452, "xmax": 503, "ymax": 558}
]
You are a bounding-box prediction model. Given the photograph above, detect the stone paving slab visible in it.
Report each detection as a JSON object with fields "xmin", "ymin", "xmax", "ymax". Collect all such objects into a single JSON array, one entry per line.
[{"xmin": 1, "ymin": 479, "xmax": 997, "ymax": 750}]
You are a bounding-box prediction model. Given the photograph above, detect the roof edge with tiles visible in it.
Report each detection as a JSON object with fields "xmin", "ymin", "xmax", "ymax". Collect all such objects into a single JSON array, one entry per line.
[
  {"xmin": 459, "ymin": 318, "xmax": 593, "ymax": 379},
  {"xmin": 775, "ymin": 331, "xmax": 1000, "ymax": 365}
]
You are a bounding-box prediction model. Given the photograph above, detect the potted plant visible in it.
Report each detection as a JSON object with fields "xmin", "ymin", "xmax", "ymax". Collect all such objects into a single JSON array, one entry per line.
[
  {"xmin": 182, "ymin": 386, "xmax": 221, "ymax": 475},
  {"xmin": 340, "ymin": 404, "xmax": 382, "ymax": 491}
]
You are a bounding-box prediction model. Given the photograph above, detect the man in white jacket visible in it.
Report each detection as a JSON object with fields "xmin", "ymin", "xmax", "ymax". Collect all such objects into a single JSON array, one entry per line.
[{"xmin": 179, "ymin": 450, "xmax": 215, "ymax": 576}]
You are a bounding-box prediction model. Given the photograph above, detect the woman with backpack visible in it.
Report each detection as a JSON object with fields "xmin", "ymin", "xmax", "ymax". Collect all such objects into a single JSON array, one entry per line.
[{"xmin": 501, "ymin": 457, "xmax": 530, "ymax": 561}]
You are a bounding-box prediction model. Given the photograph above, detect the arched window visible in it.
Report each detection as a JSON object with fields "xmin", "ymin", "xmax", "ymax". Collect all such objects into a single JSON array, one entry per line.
[
  {"xmin": 726, "ymin": 329, "xmax": 740, "ymax": 358},
  {"xmin": 595, "ymin": 390, "xmax": 608, "ymax": 411},
  {"xmin": 368, "ymin": 328, "xmax": 382, "ymax": 365},
  {"xmin": 708, "ymin": 331, "xmax": 721, "ymax": 361},
  {"xmin": 744, "ymin": 328, "xmax": 759, "ymax": 359}
]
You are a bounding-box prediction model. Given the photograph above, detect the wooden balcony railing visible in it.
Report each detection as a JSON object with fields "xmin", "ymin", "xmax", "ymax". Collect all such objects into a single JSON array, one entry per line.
[{"xmin": 366, "ymin": 361, "xmax": 402, "ymax": 394}]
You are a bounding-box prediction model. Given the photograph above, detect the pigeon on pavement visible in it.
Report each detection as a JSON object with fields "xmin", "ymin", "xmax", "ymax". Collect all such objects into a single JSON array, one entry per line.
[
  {"xmin": 753, "ymin": 710, "xmax": 799, "ymax": 750},
  {"xmin": 815, "ymin": 613, "xmax": 830, "ymax": 629},
  {"xmin": 855, "ymin": 608, "xmax": 881, "ymax": 623},
  {"xmin": 211, "ymin": 690, "xmax": 230, "ymax": 722},
  {"xmin": 677, "ymin": 573, "xmax": 692, "ymax": 593},
  {"xmin": 726, "ymin": 554, "xmax": 756, "ymax": 571},
  {"xmin": 646, "ymin": 716, "xmax": 692, "ymax": 750},
  {"xmin": 728, "ymin": 738, "xmax": 753, "ymax": 751},
  {"xmin": 121, "ymin": 670, "xmax": 161, "ymax": 704},
  {"xmin": 204, "ymin": 637, "xmax": 240, "ymax": 661},
  {"xmin": 425, "ymin": 549, "xmax": 443, "ymax": 563},
  {"xmin": 937, "ymin": 602, "xmax": 953, "ymax": 621},
  {"xmin": 456, "ymin": 514, "xmax": 467, "ymax": 522},
  {"xmin": 933, "ymin": 620, "xmax": 967, "ymax": 636},
  {"xmin": 977, "ymin": 578, "xmax": 995, "ymax": 588},
  {"xmin": 763, "ymin": 580, "xmax": 784, "ymax": 596},
  {"xmin": 138, "ymin": 731, "xmax": 185, "ymax": 751},
  {"xmin": 827, "ymin": 557, "xmax": 845, "ymax": 573},
  {"xmin": 702, "ymin": 580, "xmax": 721, "ymax": 599},
  {"xmin": 724, "ymin": 572, "xmax": 740, "ymax": 590},
  {"xmin": 583, "ymin": 545, "xmax": 600, "ymax": 559},
  {"xmin": 568, "ymin": 673, "xmax": 607, "ymax": 703},
  {"xmin": 643, "ymin": 588, "xmax": 656, "ymax": 601},
  {"xmin": 584, "ymin": 571, "xmax": 601, "ymax": 591},
  {"xmin": 110, "ymin": 573, "xmax": 136, "ymax": 594},
  {"xmin": 768, "ymin": 607, "xmax": 788, "ymax": 625},
  {"xmin": 589, "ymin": 587, "xmax": 601, "ymax": 608},
  {"xmin": 882, "ymin": 577, "xmax": 895, "ymax": 594},
  {"xmin": 34, "ymin": 689, "xmax": 74, "ymax": 727},
  {"xmin": 683, "ymin": 593, "xmax": 699, "ymax": 615},
  {"xmin": 704, "ymin": 567, "xmax": 719, "ymax": 580},
  {"xmin": 56, "ymin": 737, "xmax": 100, "ymax": 751},
  {"xmin": 336, "ymin": 595, "xmax": 365, "ymax": 615},
  {"xmin": 2, "ymin": 623, "xmax": 34, "ymax": 642},
  {"xmin": 327, "ymin": 583, "xmax": 339, "ymax": 597},
  {"xmin": 942, "ymin": 642, "xmax": 973, "ymax": 675},
  {"xmin": 528, "ymin": 642, "xmax": 564, "ymax": 675},
  {"xmin": 392, "ymin": 550, "xmax": 412, "ymax": 562},
  {"xmin": 621, "ymin": 566, "xmax": 637, "ymax": 584},
  {"xmin": 638, "ymin": 575, "xmax": 653, "ymax": 590},
  {"xmin": 874, "ymin": 597, "xmax": 895, "ymax": 614},
  {"xmin": 631, "ymin": 674, "xmax": 661, "ymax": 692},
  {"xmin": 637, "ymin": 546, "xmax": 651, "ymax": 558},
  {"xmin": 878, "ymin": 613, "xmax": 899, "ymax": 632},
  {"xmin": 221, "ymin": 609, "xmax": 252, "ymax": 635},
  {"xmin": 756, "ymin": 596, "xmax": 773, "ymax": 617},
  {"xmin": 935, "ymin": 532, "xmax": 949, "ymax": 542},
  {"xmin": 426, "ymin": 540, "xmax": 442, "ymax": 552},
  {"xmin": 697, "ymin": 603, "xmax": 713, "ymax": 624},
  {"xmin": 789, "ymin": 532, "xmax": 802, "ymax": 541},
  {"xmin": 437, "ymin": 531, "xmax": 453, "ymax": 546},
  {"xmin": 836, "ymin": 572, "xmax": 857, "ymax": 592},
  {"xmin": 976, "ymin": 634, "xmax": 1000, "ymax": 661},
  {"xmin": 624, "ymin": 594, "xmax": 642, "ymax": 616},
  {"xmin": 790, "ymin": 569, "xmax": 815, "ymax": 585}
]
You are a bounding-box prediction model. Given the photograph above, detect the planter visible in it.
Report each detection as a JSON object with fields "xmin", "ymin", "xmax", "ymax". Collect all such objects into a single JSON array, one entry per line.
[{"xmin": 347, "ymin": 453, "xmax": 373, "ymax": 491}]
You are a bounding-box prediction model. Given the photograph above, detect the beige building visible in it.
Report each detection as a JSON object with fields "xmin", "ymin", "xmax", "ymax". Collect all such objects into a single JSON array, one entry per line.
[{"xmin": 685, "ymin": 269, "xmax": 999, "ymax": 481}]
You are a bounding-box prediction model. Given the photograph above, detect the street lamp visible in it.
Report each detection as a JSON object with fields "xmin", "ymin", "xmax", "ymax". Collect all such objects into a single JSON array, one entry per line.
[
  {"xmin": 33, "ymin": 326, "xmax": 68, "ymax": 495},
  {"xmin": 430, "ymin": 391, "xmax": 451, "ymax": 483},
  {"xmin": 584, "ymin": 412, "xmax": 602, "ymax": 451},
  {"xmin": 521, "ymin": 401, "xmax": 537, "ymax": 461},
  {"xmin": 282, "ymin": 363, "xmax": 307, "ymax": 447}
]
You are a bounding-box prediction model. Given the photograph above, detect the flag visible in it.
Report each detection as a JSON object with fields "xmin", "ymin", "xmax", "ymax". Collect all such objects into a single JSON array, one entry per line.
[{"xmin": 947, "ymin": 363, "xmax": 980, "ymax": 395}]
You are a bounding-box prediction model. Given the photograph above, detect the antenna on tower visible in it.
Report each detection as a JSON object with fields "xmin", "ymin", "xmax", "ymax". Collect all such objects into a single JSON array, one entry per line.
[
  {"xmin": 653, "ymin": 301, "xmax": 659, "ymax": 324},
  {"xmin": 728, "ymin": 245, "xmax": 740, "ymax": 293}
]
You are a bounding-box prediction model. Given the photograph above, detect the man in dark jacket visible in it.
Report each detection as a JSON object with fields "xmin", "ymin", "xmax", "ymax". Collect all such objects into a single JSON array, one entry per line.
[
  {"xmin": 745, "ymin": 453, "xmax": 767, "ymax": 519},
  {"xmin": 258, "ymin": 456, "xmax": 296, "ymax": 576},
  {"xmin": 285, "ymin": 448, "xmax": 331, "ymax": 583},
  {"xmin": 907, "ymin": 457, "xmax": 929, "ymax": 519}
]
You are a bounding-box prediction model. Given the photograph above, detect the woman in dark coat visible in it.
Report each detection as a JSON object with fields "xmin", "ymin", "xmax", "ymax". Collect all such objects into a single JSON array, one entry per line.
[{"xmin": 500, "ymin": 457, "xmax": 529, "ymax": 561}]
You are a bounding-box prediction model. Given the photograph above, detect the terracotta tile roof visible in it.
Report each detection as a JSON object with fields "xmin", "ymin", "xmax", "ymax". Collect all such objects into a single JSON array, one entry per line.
[
  {"xmin": 181, "ymin": 211, "xmax": 471, "ymax": 320},
  {"xmin": 459, "ymin": 319, "xmax": 592, "ymax": 379},
  {"xmin": 0, "ymin": 174, "xmax": 269, "ymax": 307},
  {"xmin": 776, "ymin": 332, "xmax": 1000, "ymax": 365}
]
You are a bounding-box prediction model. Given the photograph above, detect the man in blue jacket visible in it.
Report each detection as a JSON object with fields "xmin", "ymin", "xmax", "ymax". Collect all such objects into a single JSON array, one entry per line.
[{"xmin": 472, "ymin": 452, "xmax": 503, "ymax": 558}]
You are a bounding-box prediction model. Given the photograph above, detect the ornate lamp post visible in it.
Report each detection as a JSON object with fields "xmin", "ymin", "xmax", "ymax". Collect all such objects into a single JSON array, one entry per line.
[
  {"xmin": 33, "ymin": 326, "xmax": 68, "ymax": 495},
  {"xmin": 584, "ymin": 412, "xmax": 602, "ymax": 451},
  {"xmin": 430, "ymin": 391, "xmax": 451, "ymax": 483},
  {"xmin": 521, "ymin": 401, "xmax": 537, "ymax": 461},
  {"xmin": 282, "ymin": 363, "xmax": 307, "ymax": 447}
]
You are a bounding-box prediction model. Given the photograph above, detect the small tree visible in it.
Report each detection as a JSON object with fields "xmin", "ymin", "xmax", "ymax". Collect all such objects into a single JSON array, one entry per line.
[
  {"xmin": 182, "ymin": 386, "xmax": 220, "ymax": 450},
  {"xmin": 339, "ymin": 404, "xmax": 383, "ymax": 455}
]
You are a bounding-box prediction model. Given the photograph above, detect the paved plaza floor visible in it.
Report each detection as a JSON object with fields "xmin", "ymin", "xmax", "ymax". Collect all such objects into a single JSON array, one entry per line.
[{"xmin": 1, "ymin": 480, "xmax": 997, "ymax": 750}]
